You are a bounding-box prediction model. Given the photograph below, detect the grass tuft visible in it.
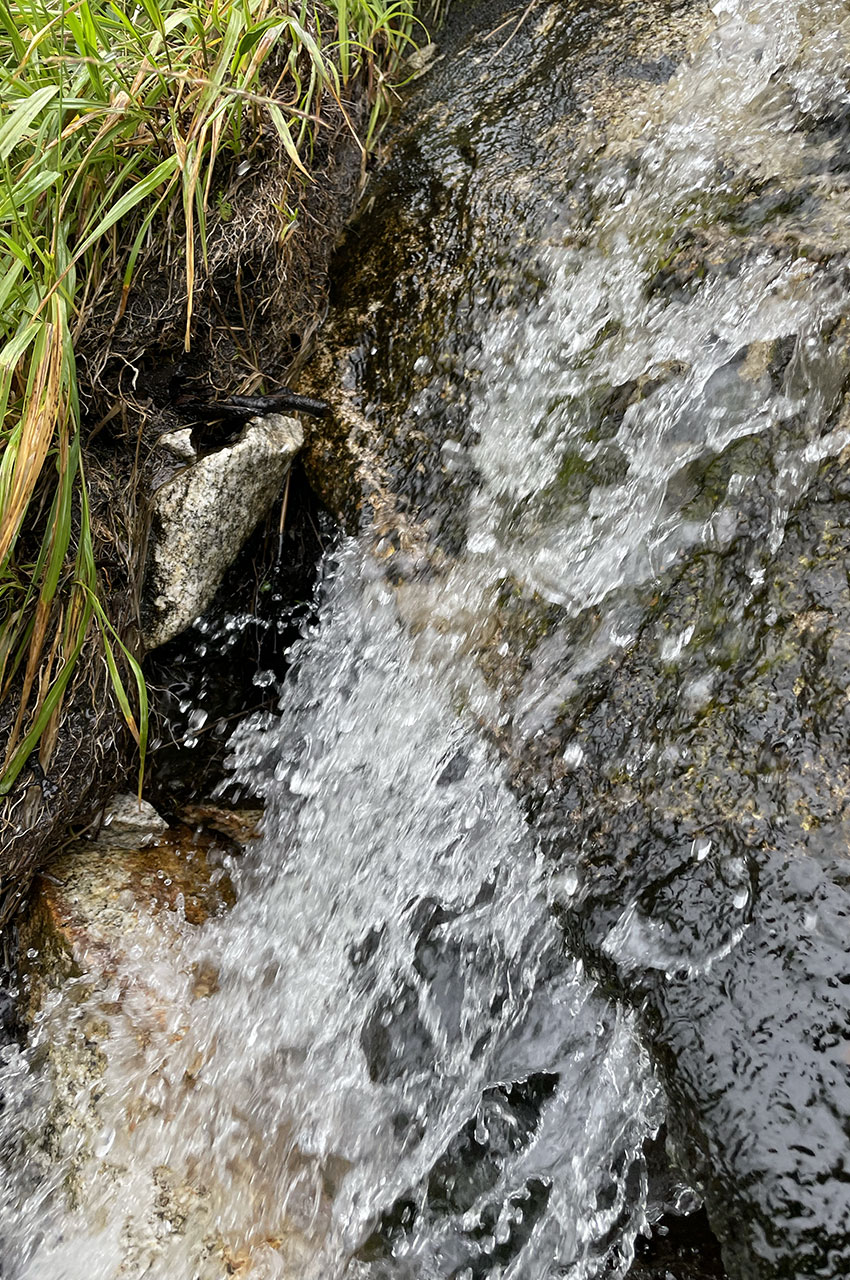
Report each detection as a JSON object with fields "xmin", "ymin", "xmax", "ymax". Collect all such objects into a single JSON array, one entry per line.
[{"xmin": 0, "ymin": 0, "xmax": 420, "ymax": 798}]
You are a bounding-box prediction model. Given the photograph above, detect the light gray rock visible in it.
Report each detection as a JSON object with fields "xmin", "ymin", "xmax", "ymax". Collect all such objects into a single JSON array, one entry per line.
[
  {"xmin": 141, "ymin": 414, "xmax": 303, "ymax": 648},
  {"xmin": 158, "ymin": 427, "xmax": 197, "ymax": 462},
  {"xmin": 95, "ymin": 792, "xmax": 168, "ymax": 848}
]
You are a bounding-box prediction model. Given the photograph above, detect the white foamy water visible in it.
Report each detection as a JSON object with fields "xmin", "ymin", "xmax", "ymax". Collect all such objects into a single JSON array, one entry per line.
[
  {"xmin": 0, "ymin": 550, "xmax": 660, "ymax": 1278},
  {"xmin": 461, "ymin": 0, "xmax": 850, "ymax": 609},
  {"xmin": 401, "ymin": 0, "xmax": 850, "ymax": 737},
  {"xmin": 3, "ymin": 0, "xmax": 850, "ymax": 1274}
]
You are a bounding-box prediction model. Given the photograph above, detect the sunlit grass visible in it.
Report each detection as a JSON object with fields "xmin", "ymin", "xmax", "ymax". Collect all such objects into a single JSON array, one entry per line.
[{"xmin": 0, "ymin": 0, "xmax": 420, "ymax": 798}]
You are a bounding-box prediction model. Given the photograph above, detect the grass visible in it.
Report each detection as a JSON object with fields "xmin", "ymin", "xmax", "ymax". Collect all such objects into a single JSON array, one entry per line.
[{"xmin": 0, "ymin": 0, "xmax": 420, "ymax": 800}]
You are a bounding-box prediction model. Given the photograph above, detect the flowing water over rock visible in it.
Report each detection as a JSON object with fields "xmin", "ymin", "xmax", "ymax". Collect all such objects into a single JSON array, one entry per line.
[
  {"xmin": 0, "ymin": 553, "xmax": 663, "ymax": 1279},
  {"xmin": 4, "ymin": 0, "xmax": 850, "ymax": 1276}
]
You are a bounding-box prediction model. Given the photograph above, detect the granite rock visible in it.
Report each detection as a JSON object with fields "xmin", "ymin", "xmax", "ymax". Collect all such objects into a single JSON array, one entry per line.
[{"xmin": 141, "ymin": 414, "xmax": 303, "ymax": 649}]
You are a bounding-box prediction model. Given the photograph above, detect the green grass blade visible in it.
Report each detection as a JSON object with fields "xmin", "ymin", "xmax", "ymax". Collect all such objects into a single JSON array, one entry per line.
[
  {"xmin": 74, "ymin": 154, "xmax": 180, "ymax": 258},
  {"xmin": 0, "ymin": 86, "xmax": 60, "ymax": 163}
]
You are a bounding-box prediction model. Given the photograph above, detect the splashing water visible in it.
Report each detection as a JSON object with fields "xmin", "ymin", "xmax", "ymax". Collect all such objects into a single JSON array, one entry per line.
[
  {"xmin": 0, "ymin": 548, "xmax": 660, "ymax": 1279},
  {"xmin": 3, "ymin": 0, "xmax": 850, "ymax": 1274},
  {"xmin": 388, "ymin": 0, "xmax": 850, "ymax": 751}
]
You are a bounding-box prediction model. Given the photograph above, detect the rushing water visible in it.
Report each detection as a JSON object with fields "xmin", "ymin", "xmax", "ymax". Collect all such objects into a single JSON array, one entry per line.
[
  {"xmin": 0, "ymin": 546, "xmax": 662, "ymax": 1279},
  {"xmin": 4, "ymin": 0, "xmax": 850, "ymax": 1275}
]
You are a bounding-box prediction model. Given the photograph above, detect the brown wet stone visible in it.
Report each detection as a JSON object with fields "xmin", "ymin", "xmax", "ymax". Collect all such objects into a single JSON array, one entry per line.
[
  {"xmin": 18, "ymin": 822, "xmax": 237, "ymax": 1018},
  {"xmin": 177, "ymin": 803, "xmax": 263, "ymax": 847},
  {"xmin": 11, "ymin": 811, "xmax": 333, "ymax": 1276}
]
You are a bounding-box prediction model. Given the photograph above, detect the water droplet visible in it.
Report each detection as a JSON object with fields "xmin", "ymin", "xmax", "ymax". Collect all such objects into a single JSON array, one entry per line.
[
  {"xmin": 93, "ymin": 1128, "xmax": 115, "ymax": 1158},
  {"xmin": 553, "ymin": 868, "xmax": 580, "ymax": 899},
  {"xmin": 693, "ymin": 837, "xmax": 712, "ymax": 862}
]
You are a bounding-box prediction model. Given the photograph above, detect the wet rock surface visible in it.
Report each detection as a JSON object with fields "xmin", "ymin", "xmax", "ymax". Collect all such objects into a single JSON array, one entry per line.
[
  {"xmin": 629, "ymin": 1207, "xmax": 727, "ymax": 1279},
  {"xmin": 6, "ymin": 0, "xmax": 849, "ymax": 1273},
  {"xmin": 19, "ymin": 819, "xmax": 238, "ymax": 1015},
  {"xmin": 300, "ymin": 0, "xmax": 850, "ymax": 1275},
  {"xmin": 526, "ymin": 451, "xmax": 850, "ymax": 1279},
  {"xmin": 301, "ymin": 0, "xmax": 715, "ymax": 539},
  {"xmin": 8, "ymin": 808, "xmax": 329, "ymax": 1277}
]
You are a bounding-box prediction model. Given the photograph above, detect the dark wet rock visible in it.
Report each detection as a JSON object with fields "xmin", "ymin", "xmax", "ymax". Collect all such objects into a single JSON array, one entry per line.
[
  {"xmin": 302, "ymin": 0, "xmax": 850, "ymax": 567},
  {"xmin": 301, "ymin": 0, "xmax": 715, "ymax": 549},
  {"xmin": 524, "ymin": 449, "xmax": 850, "ymax": 1279},
  {"xmin": 295, "ymin": 0, "xmax": 850, "ymax": 1274},
  {"xmin": 300, "ymin": 11, "xmax": 850, "ymax": 1280},
  {"xmin": 630, "ymin": 1207, "xmax": 727, "ymax": 1279}
]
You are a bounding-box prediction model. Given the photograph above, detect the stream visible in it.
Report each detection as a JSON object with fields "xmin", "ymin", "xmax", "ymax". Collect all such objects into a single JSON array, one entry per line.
[{"xmin": 3, "ymin": 0, "xmax": 850, "ymax": 1276}]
